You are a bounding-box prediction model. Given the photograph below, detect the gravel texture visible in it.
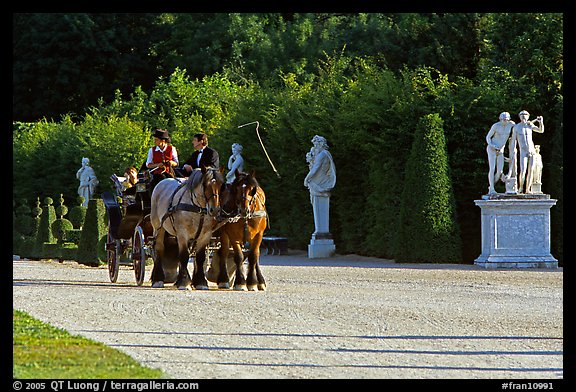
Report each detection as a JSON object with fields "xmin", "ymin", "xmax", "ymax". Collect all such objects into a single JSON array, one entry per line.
[{"xmin": 12, "ymin": 251, "xmax": 563, "ymax": 380}]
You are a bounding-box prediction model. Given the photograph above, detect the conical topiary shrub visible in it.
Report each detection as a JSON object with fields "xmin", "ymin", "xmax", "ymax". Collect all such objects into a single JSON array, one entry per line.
[
  {"xmin": 34, "ymin": 197, "xmax": 57, "ymax": 259},
  {"xmin": 52, "ymin": 194, "xmax": 74, "ymax": 244},
  {"xmin": 76, "ymin": 198, "xmax": 107, "ymax": 266},
  {"xmin": 24, "ymin": 198, "xmax": 43, "ymax": 259},
  {"xmin": 394, "ymin": 113, "xmax": 462, "ymax": 263}
]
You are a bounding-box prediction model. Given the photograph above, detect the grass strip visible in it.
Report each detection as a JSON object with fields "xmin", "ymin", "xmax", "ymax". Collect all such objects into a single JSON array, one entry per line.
[{"xmin": 13, "ymin": 309, "xmax": 164, "ymax": 379}]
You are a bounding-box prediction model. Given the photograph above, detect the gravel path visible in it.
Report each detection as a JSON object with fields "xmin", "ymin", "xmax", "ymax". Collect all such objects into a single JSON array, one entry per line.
[{"xmin": 12, "ymin": 252, "xmax": 563, "ymax": 379}]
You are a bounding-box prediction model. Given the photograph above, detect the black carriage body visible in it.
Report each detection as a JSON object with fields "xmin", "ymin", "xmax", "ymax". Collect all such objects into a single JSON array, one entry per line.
[{"xmin": 102, "ymin": 172, "xmax": 156, "ymax": 285}]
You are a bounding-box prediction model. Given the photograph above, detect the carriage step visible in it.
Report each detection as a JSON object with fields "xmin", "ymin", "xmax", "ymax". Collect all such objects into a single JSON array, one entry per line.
[{"xmin": 260, "ymin": 237, "xmax": 288, "ymax": 255}]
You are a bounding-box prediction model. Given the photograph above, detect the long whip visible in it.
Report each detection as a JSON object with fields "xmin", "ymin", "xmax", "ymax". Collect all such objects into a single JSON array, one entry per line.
[{"xmin": 238, "ymin": 121, "xmax": 281, "ymax": 178}]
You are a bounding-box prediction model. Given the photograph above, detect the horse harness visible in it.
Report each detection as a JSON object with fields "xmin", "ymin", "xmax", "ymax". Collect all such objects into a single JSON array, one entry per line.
[{"xmin": 156, "ymin": 178, "xmax": 215, "ymax": 255}]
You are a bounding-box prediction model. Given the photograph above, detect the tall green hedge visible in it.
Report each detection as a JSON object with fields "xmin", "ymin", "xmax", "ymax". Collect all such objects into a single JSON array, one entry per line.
[
  {"xmin": 394, "ymin": 113, "xmax": 462, "ymax": 263},
  {"xmin": 12, "ymin": 61, "xmax": 563, "ymax": 264}
]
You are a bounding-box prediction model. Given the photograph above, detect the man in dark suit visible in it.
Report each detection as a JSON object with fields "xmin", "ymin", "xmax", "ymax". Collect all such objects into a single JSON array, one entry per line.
[{"xmin": 181, "ymin": 133, "xmax": 220, "ymax": 174}]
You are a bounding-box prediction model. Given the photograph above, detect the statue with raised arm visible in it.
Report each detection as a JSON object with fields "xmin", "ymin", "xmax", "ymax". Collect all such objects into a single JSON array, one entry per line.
[
  {"xmin": 485, "ymin": 112, "xmax": 515, "ymax": 194},
  {"xmin": 508, "ymin": 110, "xmax": 544, "ymax": 194},
  {"xmin": 226, "ymin": 143, "xmax": 244, "ymax": 184},
  {"xmin": 76, "ymin": 157, "xmax": 99, "ymax": 207}
]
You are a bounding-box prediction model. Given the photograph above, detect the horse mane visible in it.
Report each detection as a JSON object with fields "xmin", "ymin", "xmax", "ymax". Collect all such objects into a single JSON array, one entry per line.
[
  {"xmin": 234, "ymin": 171, "xmax": 259, "ymax": 189},
  {"xmin": 186, "ymin": 167, "xmax": 223, "ymax": 192},
  {"xmin": 186, "ymin": 169, "xmax": 204, "ymax": 191}
]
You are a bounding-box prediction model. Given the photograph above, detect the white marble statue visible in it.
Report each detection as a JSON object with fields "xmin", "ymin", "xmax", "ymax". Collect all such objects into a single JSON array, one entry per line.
[
  {"xmin": 485, "ymin": 112, "xmax": 515, "ymax": 194},
  {"xmin": 304, "ymin": 135, "xmax": 336, "ymax": 236},
  {"xmin": 76, "ymin": 157, "xmax": 99, "ymax": 207},
  {"xmin": 508, "ymin": 110, "xmax": 544, "ymax": 194},
  {"xmin": 226, "ymin": 143, "xmax": 244, "ymax": 184},
  {"xmin": 530, "ymin": 144, "xmax": 543, "ymax": 194}
]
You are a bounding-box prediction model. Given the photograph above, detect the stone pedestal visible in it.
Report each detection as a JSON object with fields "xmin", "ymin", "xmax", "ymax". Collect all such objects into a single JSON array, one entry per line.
[
  {"xmin": 308, "ymin": 232, "xmax": 336, "ymax": 258},
  {"xmin": 474, "ymin": 194, "xmax": 557, "ymax": 268},
  {"xmin": 308, "ymin": 194, "xmax": 336, "ymax": 258}
]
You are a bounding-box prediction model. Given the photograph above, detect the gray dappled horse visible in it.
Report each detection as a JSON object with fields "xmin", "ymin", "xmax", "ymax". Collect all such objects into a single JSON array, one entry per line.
[{"xmin": 150, "ymin": 166, "xmax": 225, "ymax": 290}]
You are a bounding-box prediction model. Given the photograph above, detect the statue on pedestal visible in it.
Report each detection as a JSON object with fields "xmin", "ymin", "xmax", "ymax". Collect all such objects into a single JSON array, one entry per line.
[
  {"xmin": 304, "ymin": 135, "xmax": 336, "ymax": 258},
  {"xmin": 476, "ymin": 112, "xmax": 556, "ymax": 269},
  {"xmin": 76, "ymin": 157, "xmax": 99, "ymax": 207}
]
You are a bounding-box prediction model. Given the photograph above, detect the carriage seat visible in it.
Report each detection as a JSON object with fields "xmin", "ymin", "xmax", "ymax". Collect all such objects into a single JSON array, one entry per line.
[
  {"xmin": 110, "ymin": 174, "xmax": 126, "ymax": 195},
  {"xmin": 109, "ymin": 174, "xmax": 138, "ymax": 208}
]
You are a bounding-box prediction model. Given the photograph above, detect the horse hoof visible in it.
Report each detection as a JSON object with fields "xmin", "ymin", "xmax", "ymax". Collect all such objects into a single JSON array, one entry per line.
[
  {"xmin": 234, "ymin": 285, "xmax": 248, "ymax": 291},
  {"xmin": 178, "ymin": 285, "xmax": 192, "ymax": 291},
  {"xmin": 257, "ymin": 284, "xmax": 267, "ymax": 291},
  {"xmin": 205, "ymin": 269, "xmax": 217, "ymax": 283},
  {"xmin": 218, "ymin": 282, "xmax": 230, "ymax": 289},
  {"xmin": 195, "ymin": 285, "xmax": 209, "ymax": 290},
  {"xmin": 152, "ymin": 281, "xmax": 164, "ymax": 288},
  {"xmin": 247, "ymin": 284, "xmax": 258, "ymax": 291}
]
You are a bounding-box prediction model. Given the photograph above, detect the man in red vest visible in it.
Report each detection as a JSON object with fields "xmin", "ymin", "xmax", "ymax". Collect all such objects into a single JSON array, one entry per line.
[{"xmin": 146, "ymin": 129, "xmax": 179, "ymax": 189}]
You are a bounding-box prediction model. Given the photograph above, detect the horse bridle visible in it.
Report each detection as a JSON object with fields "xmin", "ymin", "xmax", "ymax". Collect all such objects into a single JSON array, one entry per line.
[
  {"xmin": 234, "ymin": 182, "xmax": 266, "ymax": 220},
  {"xmin": 216, "ymin": 176, "xmax": 268, "ymax": 226},
  {"xmin": 240, "ymin": 184, "xmax": 260, "ymax": 219}
]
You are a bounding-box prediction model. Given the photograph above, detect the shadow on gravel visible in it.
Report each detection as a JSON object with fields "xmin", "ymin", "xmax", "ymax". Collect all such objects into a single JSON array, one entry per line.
[
  {"xmin": 146, "ymin": 359, "xmax": 563, "ymax": 375},
  {"xmin": 108, "ymin": 342, "xmax": 562, "ymax": 356},
  {"xmin": 106, "ymin": 343, "xmax": 562, "ymax": 375},
  {"xmin": 12, "ymin": 278, "xmax": 146, "ymax": 289},
  {"xmin": 79, "ymin": 329, "xmax": 563, "ymax": 342}
]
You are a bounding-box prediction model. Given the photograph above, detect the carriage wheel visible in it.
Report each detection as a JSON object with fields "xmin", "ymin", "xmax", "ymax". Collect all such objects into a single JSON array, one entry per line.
[
  {"xmin": 106, "ymin": 228, "xmax": 120, "ymax": 283},
  {"xmin": 132, "ymin": 225, "xmax": 147, "ymax": 286}
]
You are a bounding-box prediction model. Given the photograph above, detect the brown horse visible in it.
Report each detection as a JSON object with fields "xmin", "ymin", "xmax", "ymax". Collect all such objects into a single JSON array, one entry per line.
[
  {"xmin": 208, "ymin": 169, "xmax": 268, "ymax": 291},
  {"xmin": 150, "ymin": 166, "xmax": 225, "ymax": 290}
]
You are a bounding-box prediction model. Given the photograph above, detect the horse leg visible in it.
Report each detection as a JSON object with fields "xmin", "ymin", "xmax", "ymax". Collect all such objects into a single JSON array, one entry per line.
[
  {"xmin": 255, "ymin": 257, "xmax": 267, "ymax": 291},
  {"xmin": 247, "ymin": 232, "xmax": 266, "ymax": 291},
  {"xmin": 216, "ymin": 234, "xmax": 231, "ymax": 289},
  {"xmin": 192, "ymin": 247, "xmax": 209, "ymax": 290},
  {"xmin": 175, "ymin": 241, "xmax": 193, "ymax": 290},
  {"xmin": 232, "ymin": 242, "xmax": 247, "ymax": 291},
  {"xmin": 205, "ymin": 251, "xmax": 219, "ymax": 283},
  {"xmin": 246, "ymin": 248, "xmax": 258, "ymax": 291},
  {"xmin": 151, "ymin": 227, "xmax": 166, "ymax": 288}
]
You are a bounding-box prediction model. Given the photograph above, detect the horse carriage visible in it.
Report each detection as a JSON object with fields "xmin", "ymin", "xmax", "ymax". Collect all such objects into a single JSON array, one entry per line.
[{"xmin": 102, "ymin": 165, "xmax": 268, "ymax": 291}]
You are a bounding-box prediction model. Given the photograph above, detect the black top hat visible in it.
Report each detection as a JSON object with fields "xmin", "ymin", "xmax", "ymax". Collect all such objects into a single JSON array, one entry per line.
[{"xmin": 153, "ymin": 129, "xmax": 170, "ymax": 141}]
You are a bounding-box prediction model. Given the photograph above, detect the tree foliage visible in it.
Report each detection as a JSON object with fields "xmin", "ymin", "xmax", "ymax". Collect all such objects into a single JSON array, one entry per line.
[{"xmin": 13, "ymin": 13, "xmax": 563, "ymax": 263}]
